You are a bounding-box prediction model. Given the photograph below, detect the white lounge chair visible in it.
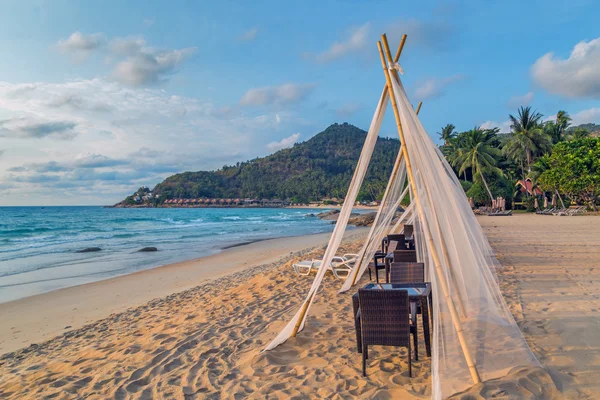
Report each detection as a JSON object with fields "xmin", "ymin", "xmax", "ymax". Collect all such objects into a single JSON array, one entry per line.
[{"xmin": 293, "ymin": 254, "xmax": 358, "ymax": 279}]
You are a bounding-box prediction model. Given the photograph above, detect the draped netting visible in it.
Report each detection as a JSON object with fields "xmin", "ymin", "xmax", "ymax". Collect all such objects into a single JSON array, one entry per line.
[
  {"xmin": 264, "ymin": 87, "xmax": 389, "ymax": 350},
  {"xmin": 389, "ymin": 74, "xmax": 539, "ymax": 398},
  {"xmin": 264, "ymin": 53, "xmax": 538, "ymax": 400},
  {"xmin": 339, "ymin": 149, "xmax": 410, "ymax": 292}
]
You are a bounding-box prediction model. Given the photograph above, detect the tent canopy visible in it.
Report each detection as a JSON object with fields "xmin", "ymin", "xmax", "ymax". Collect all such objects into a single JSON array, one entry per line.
[{"xmin": 264, "ymin": 33, "xmax": 539, "ymax": 399}]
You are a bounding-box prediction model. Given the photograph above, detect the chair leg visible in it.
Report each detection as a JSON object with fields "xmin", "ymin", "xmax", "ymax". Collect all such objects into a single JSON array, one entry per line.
[
  {"xmin": 362, "ymin": 343, "xmax": 367, "ymax": 376},
  {"xmin": 368, "ymin": 267, "xmax": 372, "ymax": 281},
  {"xmin": 413, "ymin": 330, "xmax": 418, "ymax": 361},
  {"xmin": 407, "ymin": 342, "xmax": 412, "ymax": 377}
]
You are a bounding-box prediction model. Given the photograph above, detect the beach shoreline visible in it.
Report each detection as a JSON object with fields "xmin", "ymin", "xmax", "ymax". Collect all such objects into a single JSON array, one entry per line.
[
  {"xmin": 0, "ymin": 228, "xmax": 368, "ymax": 355},
  {"xmin": 2, "ymin": 215, "xmax": 600, "ymax": 399}
]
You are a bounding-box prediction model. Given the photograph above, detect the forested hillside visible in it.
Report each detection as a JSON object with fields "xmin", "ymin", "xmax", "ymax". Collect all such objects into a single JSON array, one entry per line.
[{"xmin": 119, "ymin": 123, "xmax": 400, "ymax": 205}]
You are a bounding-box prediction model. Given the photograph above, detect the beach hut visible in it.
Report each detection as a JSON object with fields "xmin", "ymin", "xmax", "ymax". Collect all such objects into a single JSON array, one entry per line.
[{"xmin": 264, "ymin": 33, "xmax": 540, "ymax": 399}]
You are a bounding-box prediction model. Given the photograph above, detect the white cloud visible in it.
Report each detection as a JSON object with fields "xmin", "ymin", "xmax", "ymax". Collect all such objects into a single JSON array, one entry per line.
[
  {"xmin": 0, "ymin": 117, "xmax": 78, "ymax": 140},
  {"xmin": 56, "ymin": 31, "xmax": 106, "ymax": 61},
  {"xmin": 109, "ymin": 36, "xmax": 147, "ymax": 56},
  {"xmin": 112, "ymin": 47, "xmax": 196, "ymax": 86},
  {"xmin": 266, "ymin": 133, "xmax": 301, "ymax": 151},
  {"xmin": 108, "ymin": 37, "xmax": 196, "ymax": 86},
  {"xmin": 531, "ymin": 37, "xmax": 600, "ymax": 98},
  {"xmin": 336, "ymin": 103, "xmax": 361, "ymax": 117},
  {"xmin": 414, "ymin": 74, "xmax": 465, "ymax": 101},
  {"xmin": 506, "ymin": 91, "xmax": 534, "ymax": 108},
  {"xmin": 0, "ymin": 79, "xmax": 294, "ymax": 205},
  {"xmin": 571, "ymin": 108, "xmax": 600, "ymax": 125},
  {"xmin": 240, "ymin": 83, "xmax": 315, "ymax": 106},
  {"xmin": 240, "ymin": 27, "xmax": 259, "ymax": 41},
  {"xmin": 480, "ymin": 120, "xmax": 511, "ymax": 132},
  {"xmin": 315, "ymin": 23, "xmax": 370, "ymax": 63},
  {"xmin": 56, "ymin": 32, "xmax": 196, "ymax": 87}
]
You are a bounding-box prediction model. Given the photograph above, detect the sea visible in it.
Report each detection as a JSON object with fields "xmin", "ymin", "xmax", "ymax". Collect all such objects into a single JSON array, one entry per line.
[{"xmin": 0, "ymin": 206, "xmax": 339, "ymax": 304}]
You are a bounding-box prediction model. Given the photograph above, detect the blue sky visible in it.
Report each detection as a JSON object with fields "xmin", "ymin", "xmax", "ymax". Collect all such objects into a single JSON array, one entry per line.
[{"xmin": 0, "ymin": 0, "xmax": 599, "ymax": 205}]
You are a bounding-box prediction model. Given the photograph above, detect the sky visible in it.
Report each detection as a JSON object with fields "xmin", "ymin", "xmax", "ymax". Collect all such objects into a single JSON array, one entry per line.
[{"xmin": 0, "ymin": 0, "xmax": 599, "ymax": 206}]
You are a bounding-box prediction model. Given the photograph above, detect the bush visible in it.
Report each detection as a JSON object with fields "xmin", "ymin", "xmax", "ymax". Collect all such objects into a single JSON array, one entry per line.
[
  {"xmin": 466, "ymin": 174, "xmax": 513, "ymax": 208},
  {"xmin": 460, "ymin": 180, "xmax": 473, "ymax": 192}
]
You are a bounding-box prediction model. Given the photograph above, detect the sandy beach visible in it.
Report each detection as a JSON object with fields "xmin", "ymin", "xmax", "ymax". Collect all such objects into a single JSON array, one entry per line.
[{"xmin": 0, "ymin": 214, "xmax": 599, "ymax": 399}]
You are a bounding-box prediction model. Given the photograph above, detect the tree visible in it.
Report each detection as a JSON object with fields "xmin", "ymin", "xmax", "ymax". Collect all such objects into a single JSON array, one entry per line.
[
  {"xmin": 544, "ymin": 110, "xmax": 572, "ymax": 144},
  {"xmin": 538, "ymin": 138, "xmax": 600, "ymax": 210},
  {"xmin": 556, "ymin": 110, "xmax": 572, "ymax": 139},
  {"xmin": 451, "ymin": 127, "xmax": 502, "ymax": 203},
  {"xmin": 567, "ymin": 127, "xmax": 590, "ymax": 141},
  {"xmin": 442, "ymin": 133, "xmax": 468, "ymax": 180},
  {"xmin": 438, "ymin": 124, "xmax": 456, "ymax": 146},
  {"xmin": 503, "ymin": 106, "xmax": 552, "ymax": 180}
]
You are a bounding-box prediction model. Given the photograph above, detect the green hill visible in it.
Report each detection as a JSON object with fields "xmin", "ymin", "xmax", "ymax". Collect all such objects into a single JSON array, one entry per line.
[{"xmin": 117, "ymin": 123, "xmax": 401, "ymax": 206}]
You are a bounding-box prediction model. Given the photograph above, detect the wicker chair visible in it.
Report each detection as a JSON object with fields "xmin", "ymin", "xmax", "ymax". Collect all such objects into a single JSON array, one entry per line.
[
  {"xmin": 403, "ymin": 224, "xmax": 414, "ymax": 239},
  {"xmin": 384, "ymin": 234, "xmax": 406, "ymax": 253},
  {"xmin": 403, "ymin": 225, "xmax": 415, "ymax": 250},
  {"xmin": 393, "ymin": 249, "xmax": 417, "ymax": 262},
  {"xmin": 388, "ymin": 264, "xmax": 432, "ymax": 357},
  {"xmin": 356, "ymin": 289, "xmax": 416, "ymax": 377},
  {"xmin": 389, "ymin": 262, "xmax": 425, "ymax": 283},
  {"xmin": 369, "ymin": 251, "xmax": 387, "ymax": 282},
  {"xmin": 388, "ymin": 250, "xmax": 417, "ymax": 281}
]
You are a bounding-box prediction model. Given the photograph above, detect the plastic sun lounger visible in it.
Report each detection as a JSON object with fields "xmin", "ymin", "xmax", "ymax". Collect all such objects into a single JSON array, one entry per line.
[{"xmin": 292, "ymin": 254, "xmax": 357, "ymax": 279}]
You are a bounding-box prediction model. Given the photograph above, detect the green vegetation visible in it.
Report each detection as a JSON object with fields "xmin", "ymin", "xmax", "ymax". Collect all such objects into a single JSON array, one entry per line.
[
  {"xmin": 119, "ymin": 111, "xmax": 598, "ymax": 211},
  {"xmin": 441, "ymin": 107, "xmax": 599, "ymax": 209},
  {"xmin": 537, "ymin": 138, "xmax": 600, "ymax": 211},
  {"xmin": 125, "ymin": 123, "xmax": 400, "ymax": 205}
]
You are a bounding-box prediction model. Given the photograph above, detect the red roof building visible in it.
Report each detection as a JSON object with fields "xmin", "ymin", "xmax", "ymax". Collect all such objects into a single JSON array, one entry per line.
[{"xmin": 516, "ymin": 178, "xmax": 543, "ymax": 196}]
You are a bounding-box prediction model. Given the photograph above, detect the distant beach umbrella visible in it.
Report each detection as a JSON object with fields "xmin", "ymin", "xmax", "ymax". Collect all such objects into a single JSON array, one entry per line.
[
  {"xmin": 552, "ymin": 193, "xmax": 556, "ymax": 206},
  {"xmin": 469, "ymin": 197, "xmax": 474, "ymax": 208},
  {"xmin": 544, "ymin": 197, "xmax": 548, "ymax": 208},
  {"xmin": 534, "ymin": 197, "xmax": 539, "ymax": 209}
]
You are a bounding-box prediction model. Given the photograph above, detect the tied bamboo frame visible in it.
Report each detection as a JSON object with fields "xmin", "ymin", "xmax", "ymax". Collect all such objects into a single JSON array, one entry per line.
[
  {"xmin": 291, "ymin": 37, "xmax": 410, "ymax": 338},
  {"xmin": 378, "ymin": 35, "xmax": 481, "ymax": 384}
]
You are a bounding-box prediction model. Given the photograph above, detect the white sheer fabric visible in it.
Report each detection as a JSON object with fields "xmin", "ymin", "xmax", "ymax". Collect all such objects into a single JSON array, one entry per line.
[
  {"xmin": 264, "ymin": 63, "xmax": 538, "ymax": 400},
  {"xmin": 264, "ymin": 88, "xmax": 389, "ymax": 350},
  {"xmin": 390, "ymin": 74, "xmax": 539, "ymax": 399},
  {"xmin": 339, "ymin": 146, "xmax": 408, "ymax": 292}
]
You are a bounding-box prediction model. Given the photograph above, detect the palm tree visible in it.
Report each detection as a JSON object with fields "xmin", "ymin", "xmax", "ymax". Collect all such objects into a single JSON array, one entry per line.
[
  {"xmin": 567, "ymin": 127, "xmax": 590, "ymax": 140},
  {"xmin": 443, "ymin": 134, "xmax": 467, "ymax": 180},
  {"xmin": 503, "ymin": 106, "xmax": 552, "ymax": 176},
  {"xmin": 556, "ymin": 110, "xmax": 572, "ymax": 137},
  {"xmin": 545, "ymin": 110, "xmax": 572, "ymax": 143},
  {"xmin": 452, "ymin": 127, "xmax": 502, "ymax": 203},
  {"xmin": 438, "ymin": 124, "xmax": 456, "ymax": 146}
]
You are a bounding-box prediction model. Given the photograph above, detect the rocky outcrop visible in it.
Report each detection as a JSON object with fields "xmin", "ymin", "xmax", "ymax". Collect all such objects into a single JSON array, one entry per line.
[
  {"xmin": 76, "ymin": 247, "xmax": 102, "ymax": 253},
  {"xmin": 347, "ymin": 212, "xmax": 377, "ymax": 226},
  {"xmin": 138, "ymin": 247, "xmax": 158, "ymax": 252},
  {"xmin": 315, "ymin": 210, "xmax": 341, "ymax": 220}
]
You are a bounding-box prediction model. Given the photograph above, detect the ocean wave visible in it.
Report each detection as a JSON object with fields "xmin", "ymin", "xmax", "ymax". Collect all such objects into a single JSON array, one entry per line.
[{"xmin": 159, "ymin": 218, "xmax": 186, "ymax": 225}]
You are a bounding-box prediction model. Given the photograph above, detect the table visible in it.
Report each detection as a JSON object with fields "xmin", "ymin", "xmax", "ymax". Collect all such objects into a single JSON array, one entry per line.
[{"xmin": 352, "ymin": 282, "xmax": 432, "ymax": 358}]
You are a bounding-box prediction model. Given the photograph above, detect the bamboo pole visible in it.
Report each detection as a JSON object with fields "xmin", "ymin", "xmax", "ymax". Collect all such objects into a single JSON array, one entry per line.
[
  {"xmin": 291, "ymin": 39, "xmax": 412, "ymax": 337},
  {"xmin": 381, "ymin": 34, "xmax": 468, "ymax": 318},
  {"xmin": 348, "ymin": 36, "xmax": 410, "ymax": 287},
  {"xmin": 378, "ymin": 36, "xmax": 481, "ymax": 384},
  {"xmin": 415, "ymin": 101, "xmax": 423, "ymax": 115},
  {"xmin": 291, "ymin": 292, "xmax": 313, "ymax": 336}
]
